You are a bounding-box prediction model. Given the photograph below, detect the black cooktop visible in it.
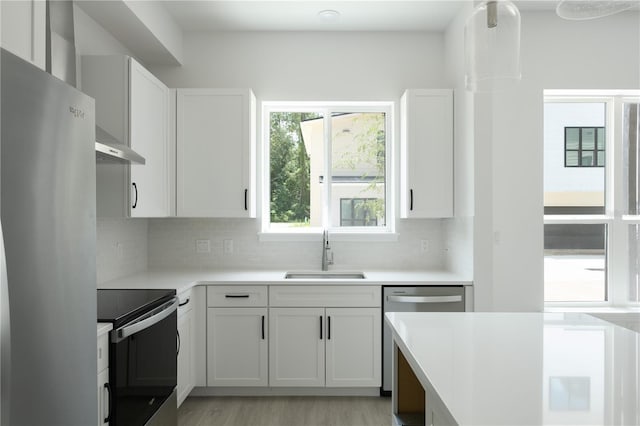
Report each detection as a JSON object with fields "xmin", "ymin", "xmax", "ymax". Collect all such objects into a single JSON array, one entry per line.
[{"xmin": 97, "ymin": 289, "xmax": 176, "ymax": 326}]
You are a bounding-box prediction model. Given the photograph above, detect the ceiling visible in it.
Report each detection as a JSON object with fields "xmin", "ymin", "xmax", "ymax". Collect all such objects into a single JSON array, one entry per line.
[{"xmin": 162, "ymin": 1, "xmax": 561, "ymax": 33}]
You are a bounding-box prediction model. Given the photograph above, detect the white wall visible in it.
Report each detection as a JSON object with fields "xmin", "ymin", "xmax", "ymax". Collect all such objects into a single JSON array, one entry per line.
[
  {"xmin": 444, "ymin": 2, "xmax": 474, "ymax": 281},
  {"xmin": 473, "ymin": 10, "xmax": 640, "ymax": 311},
  {"xmin": 151, "ymin": 31, "xmax": 447, "ymax": 98},
  {"xmin": 148, "ymin": 31, "xmax": 452, "ymax": 271},
  {"xmin": 74, "ymin": 5, "xmax": 150, "ymax": 284}
]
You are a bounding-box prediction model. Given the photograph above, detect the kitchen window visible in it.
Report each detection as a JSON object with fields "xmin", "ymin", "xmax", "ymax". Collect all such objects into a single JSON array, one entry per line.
[
  {"xmin": 544, "ymin": 92, "xmax": 640, "ymax": 305},
  {"xmin": 261, "ymin": 102, "xmax": 393, "ymax": 237}
]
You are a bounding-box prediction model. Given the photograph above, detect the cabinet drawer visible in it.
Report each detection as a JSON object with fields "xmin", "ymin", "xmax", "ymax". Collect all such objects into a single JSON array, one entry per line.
[
  {"xmin": 97, "ymin": 332, "xmax": 109, "ymax": 373},
  {"xmin": 207, "ymin": 286, "xmax": 268, "ymax": 307},
  {"xmin": 178, "ymin": 288, "xmax": 194, "ymax": 317},
  {"xmin": 270, "ymin": 286, "xmax": 381, "ymax": 307}
]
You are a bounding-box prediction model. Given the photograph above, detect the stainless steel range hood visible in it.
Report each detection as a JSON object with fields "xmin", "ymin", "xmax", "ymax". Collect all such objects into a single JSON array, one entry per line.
[
  {"xmin": 95, "ymin": 127, "xmax": 145, "ymax": 164},
  {"xmin": 46, "ymin": 0, "xmax": 146, "ymax": 165}
]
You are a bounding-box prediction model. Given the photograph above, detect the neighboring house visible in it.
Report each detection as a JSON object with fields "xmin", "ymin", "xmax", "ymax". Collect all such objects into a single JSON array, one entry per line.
[{"xmin": 300, "ymin": 112, "xmax": 385, "ymax": 228}]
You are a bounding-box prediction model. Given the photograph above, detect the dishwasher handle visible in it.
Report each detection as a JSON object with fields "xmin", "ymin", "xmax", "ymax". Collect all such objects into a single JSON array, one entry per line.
[{"xmin": 386, "ymin": 295, "xmax": 462, "ymax": 304}]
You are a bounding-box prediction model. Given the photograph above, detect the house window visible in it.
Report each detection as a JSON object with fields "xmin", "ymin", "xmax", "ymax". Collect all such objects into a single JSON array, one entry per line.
[
  {"xmin": 263, "ymin": 102, "xmax": 392, "ymax": 234},
  {"xmin": 340, "ymin": 198, "xmax": 379, "ymax": 227},
  {"xmin": 544, "ymin": 94, "xmax": 640, "ymax": 305},
  {"xmin": 564, "ymin": 127, "xmax": 605, "ymax": 167}
]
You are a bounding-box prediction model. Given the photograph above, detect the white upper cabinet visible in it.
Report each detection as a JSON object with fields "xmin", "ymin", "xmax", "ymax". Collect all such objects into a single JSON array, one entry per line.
[
  {"xmin": 176, "ymin": 89, "xmax": 256, "ymax": 218},
  {"xmin": 1, "ymin": 0, "xmax": 46, "ymax": 69},
  {"xmin": 400, "ymin": 89, "xmax": 454, "ymax": 218},
  {"xmin": 81, "ymin": 55, "xmax": 170, "ymax": 217}
]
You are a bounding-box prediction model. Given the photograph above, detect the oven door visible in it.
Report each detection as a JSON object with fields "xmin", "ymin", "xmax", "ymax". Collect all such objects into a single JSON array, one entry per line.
[{"xmin": 111, "ymin": 297, "xmax": 178, "ymax": 426}]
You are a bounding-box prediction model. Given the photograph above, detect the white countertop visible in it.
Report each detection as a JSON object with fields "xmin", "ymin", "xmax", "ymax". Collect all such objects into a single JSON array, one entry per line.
[
  {"xmin": 97, "ymin": 322, "xmax": 112, "ymax": 337},
  {"xmin": 98, "ymin": 268, "xmax": 472, "ymax": 293},
  {"xmin": 385, "ymin": 312, "xmax": 640, "ymax": 426}
]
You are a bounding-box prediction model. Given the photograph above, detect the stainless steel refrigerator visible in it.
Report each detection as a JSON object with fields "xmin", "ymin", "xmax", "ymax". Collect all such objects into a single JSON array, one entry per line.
[{"xmin": 0, "ymin": 48, "xmax": 97, "ymax": 425}]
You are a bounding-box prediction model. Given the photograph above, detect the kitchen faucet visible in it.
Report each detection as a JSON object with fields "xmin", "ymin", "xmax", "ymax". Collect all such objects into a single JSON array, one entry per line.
[{"xmin": 321, "ymin": 229, "xmax": 334, "ymax": 271}]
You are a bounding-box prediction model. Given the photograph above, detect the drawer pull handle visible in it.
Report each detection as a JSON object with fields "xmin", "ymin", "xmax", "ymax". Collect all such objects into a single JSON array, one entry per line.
[
  {"xmin": 104, "ymin": 382, "xmax": 112, "ymax": 423},
  {"xmin": 225, "ymin": 294, "xmax": 250, "ymax": 298},
  {"xmin": 178, "ymin": 298, "xmax": 190, "ymax": 307}
]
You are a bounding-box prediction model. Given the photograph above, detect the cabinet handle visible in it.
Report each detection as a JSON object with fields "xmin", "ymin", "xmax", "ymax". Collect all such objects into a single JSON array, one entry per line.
[
  {"xmin": 261, "ymin": 315, "xmax": 265, "ymax": 340},
  {"xmin": 177, "ymin": 329, "xmax": 181, "ymax": 356},
  {"xmin": 178, "ymin": 298, "xmax": 190, "ymax": 307},
  {"xmin": 319, "ymin": 316, "xmax": 323, "ymax": 340},
  {"xmin": 327, "ymin": 316, "xmax": 331, "ymax": 340},
  {"xmin": 244, "ymin": 189, "xmax": 248, "ymax": 211},
  {"xmin": 410, "ymin": 189, "xmax": 413, "ymax": 211},
  {"xmin": 132, "ymin": 182, "xmax": 138, "ymax": 209},
  {"xmin": 104, "ymin": 382, "xmax": 112, "ymax": 423},
  {"xmin": 225, "ymin": 294, "xmax": 249, "ymax": 298}
]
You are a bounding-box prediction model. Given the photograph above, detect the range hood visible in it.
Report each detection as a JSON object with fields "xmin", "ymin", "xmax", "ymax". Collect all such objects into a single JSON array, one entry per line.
[
  {"xmin": 46, "ymin": 0, "xmax": 146, "ymax": 165},
  {"xmin": 95, "ymin": 127, "xmax": 145, "ymax": 164}
]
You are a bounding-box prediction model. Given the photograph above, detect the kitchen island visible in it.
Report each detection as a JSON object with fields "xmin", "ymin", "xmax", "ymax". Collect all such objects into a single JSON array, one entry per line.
[{"xmin": 385, "ymin": 312, "xmax": 640, "ymax": 426}]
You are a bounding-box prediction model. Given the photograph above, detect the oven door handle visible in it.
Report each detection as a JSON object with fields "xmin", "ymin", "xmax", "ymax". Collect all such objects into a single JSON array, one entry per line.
[
  {"xmin": 386, "ymin": 295, "xmax": 462, "ymax": 304},
  {"xmin": 112, "ymin": 297, "xmax": 178, "ymax": 343}
]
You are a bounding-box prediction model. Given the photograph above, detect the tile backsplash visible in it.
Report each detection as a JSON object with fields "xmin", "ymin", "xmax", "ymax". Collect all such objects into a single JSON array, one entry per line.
[
  {"xmin": 148, "ymin": 218, "xmax": 446, "ymax": 271},
  {"xmin": 97, "ymin": 218, "xmax": 148, "ymax": 284}
]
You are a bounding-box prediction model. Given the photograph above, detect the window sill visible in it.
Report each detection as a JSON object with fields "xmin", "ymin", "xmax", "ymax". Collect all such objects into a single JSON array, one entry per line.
[{"xmin": 258, "ymin": 231, "xmax": 399, "ymax": 243}]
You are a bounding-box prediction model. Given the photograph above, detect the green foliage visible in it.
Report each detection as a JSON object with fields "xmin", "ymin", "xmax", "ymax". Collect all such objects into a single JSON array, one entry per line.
[{"xmin": 269, "ymin": 112, "xmax": 317, "ymax": 224}]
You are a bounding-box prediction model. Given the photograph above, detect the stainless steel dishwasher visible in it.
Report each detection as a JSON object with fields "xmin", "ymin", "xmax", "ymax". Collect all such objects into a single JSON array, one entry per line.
[{"xmin": 382, "ymin": 286, "xmax": 465, "ymax": 394}]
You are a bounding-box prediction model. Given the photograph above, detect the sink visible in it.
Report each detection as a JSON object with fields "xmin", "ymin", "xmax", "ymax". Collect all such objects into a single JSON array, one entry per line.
[{"xmin": 284, "ymin": 271, "xmax": 366, "ymax": 280}]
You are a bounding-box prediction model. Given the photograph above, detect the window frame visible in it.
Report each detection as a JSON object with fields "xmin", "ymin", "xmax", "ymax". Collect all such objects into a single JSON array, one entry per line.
[
  {"xmin": 544, "ymin": 91, "xmax": 640, "ymax": 308},
  {"xmin": 260, "ymin": 101, "xmax": 395, "ymax": 242}
]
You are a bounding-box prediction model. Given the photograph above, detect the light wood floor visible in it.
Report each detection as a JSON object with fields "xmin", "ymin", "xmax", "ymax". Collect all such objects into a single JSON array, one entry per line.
[{"xmin": 178, "ymin": 396, "xmax": 392, "ymax": 426}]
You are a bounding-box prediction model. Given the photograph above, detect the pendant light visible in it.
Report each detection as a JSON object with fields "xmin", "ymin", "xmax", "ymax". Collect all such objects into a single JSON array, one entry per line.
[
  {"xmin": 556, "ymin": 0, "xmax": 637, "ymax": 20},
  {"xmin": 465, "ymin": 1, "xmax": 522, "ymax": 92}
]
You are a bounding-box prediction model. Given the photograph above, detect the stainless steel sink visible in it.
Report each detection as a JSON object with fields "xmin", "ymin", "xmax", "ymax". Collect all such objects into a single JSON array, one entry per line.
[{"xmin": 284, "ymin": 271, "xmax": 366, "ymax": 280}]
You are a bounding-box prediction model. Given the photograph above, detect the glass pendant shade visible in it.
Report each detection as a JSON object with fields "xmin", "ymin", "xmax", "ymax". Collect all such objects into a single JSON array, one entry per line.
[
  {"xmin": 465, "ymin": 1, "xmax": 522, "ymax": 92},
  {"xmin": 556, "ymin": 1, "xmax": 637, "ymax": 20}
]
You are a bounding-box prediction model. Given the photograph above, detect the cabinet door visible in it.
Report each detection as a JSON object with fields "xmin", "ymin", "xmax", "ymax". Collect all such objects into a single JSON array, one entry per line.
[
  {"xmin": 269, "ymin": 307, "xmax": 325, "ymax": 387},
  {"xmin": 400, "ymin": 89, "xmax": 453, "ymax": 218},
  {"xmin": 207, "ymin": 307, "xmax": 268, "ymax": 386},
  {"xmin": 129, "ymin": 58, "xmax": 170, "ymax": 217},
  {"xmin": 177, "ymin": 308, "xmax": 195, "ymax": 406},
  {"xmin": 1, "ymin": 0, "xmax": 45, "ymax": 69},
  {"xmin": 176, "ymin": 89, "xmax": 256, "ymax": 217},
  {"xmin": 97, "ymin": 368, "xmax": 110, "ymax": 426},
  {"xmin": 325, "ymin": 307, "xmax": 381, "ymax": 387}
]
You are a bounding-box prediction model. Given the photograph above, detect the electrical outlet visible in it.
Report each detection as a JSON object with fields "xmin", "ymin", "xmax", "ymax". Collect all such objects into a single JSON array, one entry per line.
[
  {"xmin": 223, "ymin": 239, "xmax": 234, "ymax": 254},
  {"xmin": 421, "ymin": 239, "xmax": 429, "ymax": 252},
  {"xmin": 196, "ymin": 239, "xmax": 211, "ymax": 253},
  {"xmin": 116, "ymin": 242, "xmax": 124, "ymax": 259}
]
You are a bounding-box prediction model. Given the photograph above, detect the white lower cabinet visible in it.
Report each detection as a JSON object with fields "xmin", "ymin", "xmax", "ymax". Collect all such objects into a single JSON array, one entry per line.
[
  {"xmin": 97, "ymin": 368, "xmax": 110, "ymax": 426},
  {"xmin": 269, "ymin": 307, "xmax": 325, "ymax": 387},
  {"xmin": 206, "ymin": 286, "xmax": 269, "ymax": 387},
  {"xmin": 177, "ymin": 290, "xmax": 196, "ymax": 407},
  {"xmin": 97, "ymin": 326, "xmax": 111, "ymax": 426},
  {"xmin": 207, "ymin": 307, "xmax": 268, "ymax": 386},
  {"xmin": 268, "ymin": 286, "xmax": 381, "ymax": 388},
  {"xmin": 203, "ymin": 285, "xmax": 381, "ymax": 390},
  {"xmin": 325, "ymin": 307, "xmax": 381, "ymax": 387}
]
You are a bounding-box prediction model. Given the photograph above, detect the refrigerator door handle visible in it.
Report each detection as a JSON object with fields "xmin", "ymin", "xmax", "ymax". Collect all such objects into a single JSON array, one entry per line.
[
  {"xmin": 0, "ymin": 220, "xmax": 12, "ymax": 423},
  {"xmin": 112, "ymin": 297, "xmax": 178, "ymax": 343},
  {"xmin": 386, "ymin": 295, "xmax": 463, "ymax": 304}
]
